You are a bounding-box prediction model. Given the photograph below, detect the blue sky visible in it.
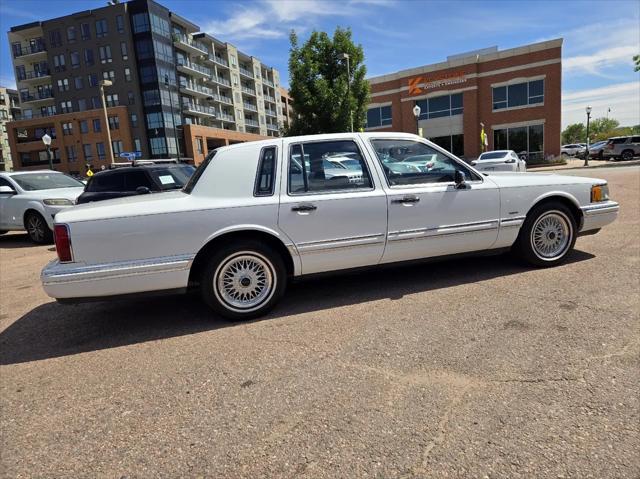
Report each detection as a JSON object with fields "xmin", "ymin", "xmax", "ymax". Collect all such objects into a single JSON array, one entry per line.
[{"xmin": 1, "ymin": 0, "xmax": 638, "ymax": 127}]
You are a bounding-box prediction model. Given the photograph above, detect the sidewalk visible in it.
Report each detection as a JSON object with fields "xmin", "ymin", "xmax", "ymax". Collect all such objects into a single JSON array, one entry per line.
[{"xmin": 530, "ymin": 158, "xmax": 640, "ymax": 172}]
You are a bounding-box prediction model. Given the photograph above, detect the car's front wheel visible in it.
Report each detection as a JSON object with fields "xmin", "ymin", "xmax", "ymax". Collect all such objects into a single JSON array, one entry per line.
[
  {"xmin": 621, "ymin": 149, "xmax": 634, "ymax": 161},
  {"xmin": 25, "ymin": 211, "xmax": 53, "ymax": 244},
  {"xmin": 513, "ymin": 202, "xmax": 577, "ymax": 267},
  {"xmin": 200, "ymin": 240, "xmax": 287, "ymax": 320}
]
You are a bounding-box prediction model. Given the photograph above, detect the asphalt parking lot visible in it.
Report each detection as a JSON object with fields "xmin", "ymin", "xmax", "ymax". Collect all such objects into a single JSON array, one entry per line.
[{"xmin": 1, "ymin": 166, "xmax": 638, "ymax": 478}]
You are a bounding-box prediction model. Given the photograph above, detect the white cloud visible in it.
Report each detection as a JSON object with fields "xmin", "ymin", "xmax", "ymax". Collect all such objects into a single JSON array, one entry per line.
[
  {"xmin": 562, "ymin": 82, "xmax": 640, "ymax": 127},
  {"xmin": 565, "ymin": 45, "xmax": 638, "ymax": 75}
]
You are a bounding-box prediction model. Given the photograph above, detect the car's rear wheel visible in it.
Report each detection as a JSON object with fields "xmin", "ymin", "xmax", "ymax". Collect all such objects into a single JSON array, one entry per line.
[
  {"xmin": 513, "ymin": 202, "xmax": 577, "ymax": 267},
  {"xmin": 621, "ymin": 149, "xmax": 634, "ymax": 161},
  {"xmin": 25, "ymin": 211, "xmax": 53, "ymax": 244},
  {"xmin": 200, "ymin": 240, "xmax": 286, "ymax": 321}
]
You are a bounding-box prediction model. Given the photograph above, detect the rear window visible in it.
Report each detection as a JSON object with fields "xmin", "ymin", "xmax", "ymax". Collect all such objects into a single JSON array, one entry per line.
[
  {"xmin": 254, "ymin": 147, "xmax": 277, "ymax": 196},
  {"xmin": 148, "ymin": 165, "xmax": 196, "ymax": 191},
  {"xmin": 479, "ymin": 152, "xmax": 507, "ymax": 160},
  {"xmin": 86, "ymin": 172, "xmax": 126, "ymax": 192}
]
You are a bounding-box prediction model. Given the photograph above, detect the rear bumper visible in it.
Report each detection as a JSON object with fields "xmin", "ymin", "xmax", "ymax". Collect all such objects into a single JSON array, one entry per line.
[
  {"xmin": 580, "ymin": 201, "xmax": 619, "ymax": 232},
  {"xmin": 41, "ymin": 254, "xmax": 194, "ymax": 299}
]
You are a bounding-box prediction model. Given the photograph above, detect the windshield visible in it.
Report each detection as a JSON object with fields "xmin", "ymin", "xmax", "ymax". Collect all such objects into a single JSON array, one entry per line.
[
  {"xmin": 11, "ymin": 173, "xmax": 84, "ymax": 191},
  {"xmin": 148, "ymin": 165, "xmax": 196, "ymax": 191},
  {"xmin": 479, "ymin": 152, "xmax": 508, "ymax": 160},
  {"xmin": 183, "ymin": 151, "xmax": 216, "ymax": 194}
]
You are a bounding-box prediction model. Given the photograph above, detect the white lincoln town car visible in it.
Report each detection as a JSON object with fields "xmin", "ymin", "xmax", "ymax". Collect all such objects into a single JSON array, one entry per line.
[{"xmin": 42, "ymin": 133, "xmax": 619, "ymax": 320}]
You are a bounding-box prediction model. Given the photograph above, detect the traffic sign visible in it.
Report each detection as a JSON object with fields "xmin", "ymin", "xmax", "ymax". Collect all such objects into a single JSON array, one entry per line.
[{"xmin": 119, "ymin": 151, "xmax": 142, "ymax": 159}]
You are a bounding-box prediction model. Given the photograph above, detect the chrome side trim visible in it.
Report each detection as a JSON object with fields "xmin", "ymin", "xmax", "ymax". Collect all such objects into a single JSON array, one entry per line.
[
  {"xmin": 581, "ymin": 201, "xmax": 619, "ymax": 216},
  {"xmin": 499, "ymin": 216, "xmax": 526, "ymax": 228},
  {"xmin": 388, "ymin": 220, "xmax": 499, "ymax": 242},
  {"xmin": 296, "ymin": 233, "xmax": 386, "ymax": 252},
  {"xmin": 42, "ymin": 254, "xmax": 195, "ymax": 285}
]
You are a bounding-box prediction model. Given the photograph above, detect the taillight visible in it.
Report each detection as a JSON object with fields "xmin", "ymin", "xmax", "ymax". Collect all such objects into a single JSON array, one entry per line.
[{"xmin": 54, "ymin": 224, "xmax": 73, "ymax": 263}]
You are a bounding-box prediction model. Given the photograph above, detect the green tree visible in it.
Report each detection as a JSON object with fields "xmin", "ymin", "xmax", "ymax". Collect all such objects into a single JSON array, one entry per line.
[
  {"xmin": 286, "ymin": 27, "xmax": 369, "ymax": 135},
  {"xmin": 634, "ymin": 54, "xmax": 640, "ymax": 72},
  {"xmin": 562, "ymin": 123, "xmax": 585, "ymax": 144},
  {"xmin": 589, "ymin": 117, "xmax": 620, "ymax": 140}
]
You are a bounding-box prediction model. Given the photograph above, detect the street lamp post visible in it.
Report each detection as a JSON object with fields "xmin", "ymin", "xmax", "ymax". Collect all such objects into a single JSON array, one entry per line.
[
  {"xmin": 41, "ymin": 133, "xmax": 53, "ymax": 170},
  {"xmin": 413, "ymin": 104, "xmax": 421, "ymax": 136},
  {"xmin": 165, "ymin": 74, "xmax": 181, "ymax": 160},
  {"xmin": 340, "ymin": 53, "xmax": 353, "ymax": 133},
  {"xmin": 99, "ymin": 79, "xmax": 115, "ymax": 165},
  {"xmin": 584, "ymin": 105, "xmax": 592, "ymax": 167}
]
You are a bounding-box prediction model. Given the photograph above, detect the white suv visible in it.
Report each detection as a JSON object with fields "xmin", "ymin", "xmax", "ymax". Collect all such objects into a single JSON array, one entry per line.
[{"xmin": 602, "ymin": 136, "xmax": 640, "ymax": 161}]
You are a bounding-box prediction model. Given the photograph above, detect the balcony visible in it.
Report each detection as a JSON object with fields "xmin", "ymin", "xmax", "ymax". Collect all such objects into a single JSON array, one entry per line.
[
  {"xmin": 266, "ymin": 123, "xmax": 279, "ymax": 131},
  {"xmin": 179, "ymin": 82, "xmax": 214, "ymax": 99},
  {"xmin": 13, "ymin": 42, "xmax": 46, "ymax": 59},
  {"xmin": 239, "ymin": 67, "xmax": 254, "ymax": 79},
  {"xmin": 265, "ymin": 109, "xmax": 277, "ymax": 117},
  {"xmin": 263, "ymin": 78, "xmax": 275, "ymax": 87},
  {"xmin": 244, "ymin": 118, "xmax": 259, "ymax": 128},
  {"xmin": 241, "ymin": 86, "xmax": 256, "ymax": 96},
  {"xmin": 182, "ymin": 102, "xmax": 216, "ymax": 118},
  {"xmin": 173, "ymin": 33, "xmax": 209, "ymax": 56},
  {"xmin": 218, "ymin": 112, "xmax": 235, "ymax": 123},
  {"xmin": 20, "ymin": 89, "xmax": 54, "ymax": 105},
  {"xmin": 209, "ymin": 75, "xmax": 231, "ymax": 88},
  {"xmin": 264, "ymin": 95, "xmax": 276, "ymax": 103},
  {"xmin": 18, "ymin": 69, "xmax": 51, "ymax": 84},
  {"xmin": 177, "ymin": 59, "xmax": 211, "ymax": 79},
  {"xmin": 210, "ymin": 55, "xmax": 229, "ymax": 68},
  {"xmin": 210, "ymin": 94, "xmax": 233, "ymax": 105},
  {"xmin": 243, "ymin": 102, "xmax": 258, "ymax": 112}
]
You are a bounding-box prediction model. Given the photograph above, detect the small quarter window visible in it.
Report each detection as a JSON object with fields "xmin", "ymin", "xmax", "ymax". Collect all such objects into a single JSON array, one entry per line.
[{"xmin": 254, "ymin": 146, "xmax": 277, "ymax": 196}]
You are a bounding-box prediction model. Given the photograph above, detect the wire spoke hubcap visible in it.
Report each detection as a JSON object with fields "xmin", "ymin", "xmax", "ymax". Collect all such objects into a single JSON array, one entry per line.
[
  {"xmin": 531, "ymin": 211, "xmax": 572, "ymax": 260},
  {"xmin": 215, "ymin": 253, "xmax": 274, "ymax": 311}
]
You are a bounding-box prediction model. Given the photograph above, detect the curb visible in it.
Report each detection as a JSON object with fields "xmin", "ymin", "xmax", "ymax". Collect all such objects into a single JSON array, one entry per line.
[{"xmin": 531, "ymin": 160, "xmax": 640, "ymax": 172}]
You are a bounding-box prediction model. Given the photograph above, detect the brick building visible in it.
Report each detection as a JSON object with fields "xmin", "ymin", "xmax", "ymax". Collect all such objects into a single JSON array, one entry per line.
[
  {"xmin": 366, "ymin": 39, "xmax": 562, "ymax": 161},
  {"xmin": 0, "ymin": 87, "xmax": 20, "ymax": 171}
]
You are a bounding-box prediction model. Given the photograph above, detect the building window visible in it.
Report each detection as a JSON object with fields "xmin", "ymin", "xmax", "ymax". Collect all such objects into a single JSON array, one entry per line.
[
  {"xmin": 78, "ymin": 98, "xmax": 87, "ymax": 111},
  {"xmin": 57, "ymin": 79, "xmax": 69, "ymax": 92},
  {"xmin": 96, "ymin": 19, "xmax": 108, "ymax": 38},
  {"xmin": 93, "ymin": 119, "xmax": 101, "ymax": 132},
  {"xmin": 83, "ymin": 143, "xmax": 92, "ymax": 160},
  {"xmin": 135, "ymin": 39, "xmax": 154, "ymax": 60},
  {"xmin": 59, "ymin": 100, "xmax": 73, "ymax": 113},
  {"xmin": 132, "ymin": 13, "xmax": 150, "ymax": 33},
  {"xmin": 127, "ymin": 91, "xmax": 135, "ymax": 105},
  {"xmin": 196, "ymin": 136, "xmax": 203, "ymax": 154},
  {"xmin": 49, "ymin": 30, "xmax": 62, "ymax": 47},
  {"xmin": 102, "ymin": 70, "xmax": 115, "ymax": 82},
  {"xmin": 116, "ymin": 15, "xmax": 125, "ymax": 33},
  {"xmin": 84, "ymin": 48, "xmax": 94, "ymax": 66},
  {"xmin": 120, "ymin": 42, "xmax": 128, "ymax": 60},
  {"xmin": 366, "ymin": 105, "xmax": 392, "ymax": 128},
  {"xmin": 150, "ymin": 13, "xmax": 170, "ymax": 38},
  {"xmin": 134, "ymin": 138, "xmax": 141, "ymax": 152},
  {"xmin": 96, "ymin": 142, "xmax": 106, "ymax": 160},
  {"xmin": 124, "ymin": 67, "xmax": 132, "ymax": 82},
  {"xmin": 81, "ymin": 23, "xmax": 91, "ymax": 40},
  {"xmin": 492, "ymin": 79, "xmax": 544, "ymax": 111},
  {"xmin": 53, "ymin": 54, "xmax": 66, "ymax": 72},
  {"xmin": 106, "ymin": 94, "xmax": 119, "ymax": 107},
  {"xmin": 66, "ymin": 145, "xmax": 78, "ymax": 162},
  {"xmin": 130, "ymin": 113, "xmax": 138, "ymax": 127},
  {"xmin": 99, "ymin": 45, "xmax": 112, "ymax": 64},
  {"xmin": 74, "ymin": 76, "xmax": 83, "ymax": 90},
  {"xmin": 415, "ymin": 93, "xmax": 463, "ymax": 120},
  {"xmin": 493, "ymin": 123, "xmax": 544, "ymax": 159},
  {"xmin": 112, "ymin": 140, "xmax": 124, "ymax": 155},
  {"xmin": 67, "ymin": 26, "xmax": 76, "ymax": 42},
  {"xmin": 108, "ymin": 116, "xmax": 120, "ymax": 130},
  {"xmin": 87, "ymin": 73, "xmax": 98, "ymax": 87},
  {"xmin": 62, "ymin": 122, "xmax": 73, "ymax": 135},
  {"xmin": 146, "ymin": 112, "xmax": 164, "ymax": 128},
  {"xmin": 70, "ymin": 51, "xmax": 80, "ymax": 69},
  {"xmin": 79, "ymin": 120, "xmax": 89, "ymax": 133},
  {"xmin": 91, "ymin": 96, "xmax": 100, "ymax": 109}
]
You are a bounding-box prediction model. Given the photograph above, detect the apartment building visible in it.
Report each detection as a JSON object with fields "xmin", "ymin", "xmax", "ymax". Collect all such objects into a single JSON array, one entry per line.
[
  {"xmin": 279, "ymin": 87, "xmax": 293, "ymax": 131},
  {"xmin": 0, "ymin": 87, "xmax": 20, "ymax": 171},
  {"xmin": 6, "ymin": 0, "xmax": 285, "ymax": 173},
  {"xmin": 366, "ymin": 39, "xmax": 562, "ymax": 161}
]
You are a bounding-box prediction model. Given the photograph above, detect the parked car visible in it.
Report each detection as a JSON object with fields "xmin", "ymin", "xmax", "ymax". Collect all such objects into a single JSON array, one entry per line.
[
  {"xmin": 586, "ymin": 140, "xmax": 609, "ymax": 160},
  {"xmin": 561, "ymin": 144, "xmax": 586, "ymax": 157},
  {"xmin": 602, "ymin": 136, "xmax": 640, "ymax": 161},
  {"xmin": 471, "ymin": 150, "xmax": 527, "ymax": 172},
  {"xmin": 42, "ymin": 133, "xmax": 619, "ymax": 320},
  {"xmin": 0, "ymin": 170, "xmax": 84, "ymax": 243},
  {"xmin": 76, "ymin": 162, "xmax": 196, "ymax": 204}
]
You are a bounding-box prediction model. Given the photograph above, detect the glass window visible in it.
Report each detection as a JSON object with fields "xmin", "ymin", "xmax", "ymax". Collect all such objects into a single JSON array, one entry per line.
[
  {"xmin": 370, "ymin": 138, "xmax": 477, "ymax": 186},
  {"xmin": 288, "ymin": 140, "xmax": 372, "ymax": 194},
  {"xmin": 132, "ymin": 13, "xmax": 150, "ymax": 33},
  {"xmin": 108, "ymin": 116, "xmax": 120, "ymax": 130},
  {"xmin": 415, "ymin": 93, "xmax": 463, "ymax": 120},
  {"xmin": 81, "ymin": 23, "xmax": 90, "ymax": 40},
  {"xmin": 83, "ymin": 144, "xmax": 93, "ymax": 160},
  {"xmin": 62, "ymin": 122, "xmax": 73, "ymax": 135},
  {"xmin": 451, "ymin": 93, "xmax": 463, "ymax": 115},
  {"xmin": 120, "ymin": 42, "xmax": 128, "ymax": 60},
  {"xmin": 84, "ymin": 48, "xmax": 94, "ymax": 66},
  {"xmin": 67, "ymin": 26, "xmax": 76, "ymax": 42},
  {"xmin": 99, "ymin": 45, "xmax": 112, "ymax": 63},
  {"xmin": 93, "ymin": 119, "xmax": 101, "ymax": 132},
  {"xmin": 492, "ymin": 86, "xmax": 507, "ymax": 110},
  {"xmin": 148, "ymin": 165, "xmax": 195, "ymax": 191},
  {"xmin": 49, "ymin": 30, "xmax": 62, "ymax": 47},
  {"xmin": 130, "ymin": 113, "xmax": 138, "ymax": 127},
  {"xmin": 74, "ymin": 76, "xmax": 83, "ymax": 90},
  {"xmin": 366, "ymin": 106, "xmax": 392, "ymax": 128},
  {"xmin": 134, "ymin": 138, "xmax": 141, "ymax": 151},
  {"xmin": 66, "ymin": 145, "xmax": 78, "ymax": 162},
  {"xmin": 116, "ymin": 15, "xmax": 124, "ymax": 33},
  {"xmin": 124, "ymin": 67, "xmax": 132, "ymax": 82},
  {"xmin": 112, "ymin": 140, "xmax": 124, "ymax": 155},
  {"xmin": 96, "ymin": 142, "xmax": 105, "ymax": 160},
  {"xmin": 493, "ymin": 80, "xmax": 544, "ymax": 110},
  {"xmin": 255, "ymin": 146, "xmax": 277, "ymax": 196},
  {"xmin": 87, "ymin": 73, "xmax": 98, "ymax": 87},
  {"xmin": 79, "ymin": 120, "xmax": 89, "ymax": 134},
  {"xmin": 494, "ymin": 129, "xmax": 507, "ymax": 150},
  {"xmin": 127, "ymin": 91, "xmax": 135, "ymax": 105},
  {"xmin": 150, "ymin": 13, "xmax": 170, "ymax": 38},
  {"xmin": 507, "ymin": 83, "xmax": 527, "ymax": 108},
  {"xmin": 70, "ymin": 51, "xmax": 80, "ymax": 68},
  {"xmin": 528, "ymin": 124, "xmax": 544, "ymax": 153},
  {"xmin": 508, "ymin": 127, "xmax": 527, "ymax": 153},
  {"xmin": 529, "ymin": 79, "xmax": 544, "ymax": 104},
  {"xmin": 96, "ymin": 19, "xmax": 108, "ymax": 38},
  {"xmin": 89, "ymin": 171, "xmax": 125, "ymax": 192}
]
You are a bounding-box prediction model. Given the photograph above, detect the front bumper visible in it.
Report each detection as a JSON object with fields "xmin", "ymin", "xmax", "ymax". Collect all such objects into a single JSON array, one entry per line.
[
  {"xmin": 41, "ymin": 254, "xmax": 194, "ymax": 300},
  {"xmin": 580, "ymin": 201, "xmax": 619, "ymax": 232}
]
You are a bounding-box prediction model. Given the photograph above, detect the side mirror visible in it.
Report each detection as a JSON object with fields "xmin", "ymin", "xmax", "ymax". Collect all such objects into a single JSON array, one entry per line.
[
  {"xmin": 0, "ymin": 185, "xmax": 16, "ymax": 195},
  {"xmin": 136, "ymin": 186, "xmax": 151, "ymax": 195},
  {"xmin": 454, "ymin": 170, "xmax": 467, "ymax": 189}
]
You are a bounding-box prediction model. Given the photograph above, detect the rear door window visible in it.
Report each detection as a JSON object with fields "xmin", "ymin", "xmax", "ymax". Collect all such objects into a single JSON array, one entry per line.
[
  {"xmin": 124, "ymin": 170, "xmax": 154, "ymax": 190},
  {"xmin": 254, "ymin": 147, "xmax": 277, "ymax": 196},
  {"xmin": 87, "ymin": 172, "xmax": 125, "ymax": 192}
]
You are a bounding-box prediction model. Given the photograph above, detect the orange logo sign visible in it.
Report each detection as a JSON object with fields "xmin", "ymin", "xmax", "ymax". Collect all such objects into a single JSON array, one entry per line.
[{"xmin": 408, "ymin": 71, "xmax": 467, "ymax": 96}]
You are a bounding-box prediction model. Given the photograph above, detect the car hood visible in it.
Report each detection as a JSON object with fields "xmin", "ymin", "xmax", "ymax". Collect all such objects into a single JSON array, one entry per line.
[
  {"xmin": 484, "ymin": 171, "xmax": 605, "ymax": 188},
  {"xmin": 20, "ymin": 187, "xmax": 85, "ymax": 201},
  {"xmin": 55, "ymin": 190, "xmax": 190, "ymax": 223}
]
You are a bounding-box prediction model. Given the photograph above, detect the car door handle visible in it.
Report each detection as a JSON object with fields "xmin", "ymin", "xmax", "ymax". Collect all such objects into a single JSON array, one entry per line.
[
  {"xmin": 392, "ymin": 195, "xmax": 420, "ymax": 204},
  {"xmin": 291, "ymin": 203, "xmax": 317, "ymax": 212}
]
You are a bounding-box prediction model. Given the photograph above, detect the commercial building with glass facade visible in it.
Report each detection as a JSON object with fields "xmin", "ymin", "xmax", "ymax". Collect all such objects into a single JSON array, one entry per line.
[
  {"xmin": 366, "ymin": 39, "xmax": 562, "ymax": 162},
  {"xmin": 6, "ymin": 0, "xmax": 285, "ymax": 173}
]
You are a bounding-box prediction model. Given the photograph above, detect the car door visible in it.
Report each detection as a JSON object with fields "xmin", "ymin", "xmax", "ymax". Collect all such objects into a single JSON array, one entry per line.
[
  {"xmin": 0, "ymin": 177, "xmax": 24, "ymax": 229},
  {"xmin": 278, "ymin": 137, "xmax": 388, "ymax": 275},
  {"xmin": 366, "ymin": 137, "xmax": 501, "ymax": 265}
]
